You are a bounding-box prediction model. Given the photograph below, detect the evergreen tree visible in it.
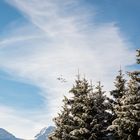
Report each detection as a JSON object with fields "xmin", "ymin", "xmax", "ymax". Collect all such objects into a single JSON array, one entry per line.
[
  {"xmin": 108, "ymin": 50, "xmax": 140, "ymax": 140},
  {"xmin": 49, "ymin": 77, "xmax": 111, "ymax": 140},
  {"xmin": 49, "ymin": 96, "xmax": 74, "ymax": 140},
  {"xmin": 110, "ymin": 69, "xmax": 126, "ymax": 105},
  {"xmin": 90, "ymin": 81, "xmax": 112, "ymax": 140},
  {"xmin": 108, "ymin": 69, "xmax": 127, "ymax": 121},
  {"xmin": 106, "ymin": 69, "xmax": 127, "ymax": 139}
]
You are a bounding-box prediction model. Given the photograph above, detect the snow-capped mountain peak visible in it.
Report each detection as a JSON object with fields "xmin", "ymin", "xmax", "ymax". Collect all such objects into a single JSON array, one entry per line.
[
  {"xmin": 38, "ymin": 127, "xmax": 48, "ymax": 136},
  {"xmin": 35, "ymin": 126, "xmax": 55, "ymax": 140},
  {"xmin": 0, "ymin": 128, "xmax": 21, "ymax": 140},
  {"xmin": 0, "ymin": 126, "xmax": 55, "ymax": 140}
]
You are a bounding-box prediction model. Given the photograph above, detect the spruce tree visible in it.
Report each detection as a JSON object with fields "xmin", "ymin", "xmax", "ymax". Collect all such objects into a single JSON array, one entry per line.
[
  {"xmin": 108, "ymin": 50, "xmax": 140, "ymax": 140},
  {"xmin": 109, "ymin": 69, "xmax": 127, "ymax": 121},
  {"xmin": 49, "ymin": 77, "xmax": 111, "ymax": 140},
  {"xmin": 90, "ymin": 81, "xmax": 112, "ymax": 140},
  {"xmin": 110, "ymin": 69, "xmax": 126, "ymax": 105},
  {"xmin": 106, "ymin": 69, "xmax": 127, "ymax": 139},
  {"xmin": 49, "ymin": 96, "xmax": 73, "ymax": 140}
]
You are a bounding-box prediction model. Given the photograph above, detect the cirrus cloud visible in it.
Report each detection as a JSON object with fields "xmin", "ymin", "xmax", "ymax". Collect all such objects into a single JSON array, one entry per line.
[{"xmin": 0, "ymin": 0, "xmax": 136, "ymax": 138}]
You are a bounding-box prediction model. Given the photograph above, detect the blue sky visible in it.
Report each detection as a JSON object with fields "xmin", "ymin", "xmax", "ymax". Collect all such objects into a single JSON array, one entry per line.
[
  {"xmin": 0, "ymin": 70, "xmax": 44, "ymax": 110},
  {"xmin": 0, "ymin": 0, "xmax": 49, "ymax": 105},
  {"xmin": 0, "ymin": 0, "xmax": 21, "ymax": 29},
  {"xmin": 0, "ymin": 1, "xmax": 44, "ymax": 111},
  {"xmin": 0, "ymin": 0, "xmax": 139, "ymax": 139},
  {"xmin": 89, "ymin": 0, "xmax": 140, "ymax": 47}
]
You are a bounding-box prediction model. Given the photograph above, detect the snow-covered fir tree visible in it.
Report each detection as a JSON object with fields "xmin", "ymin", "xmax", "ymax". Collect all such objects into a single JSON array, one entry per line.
[
  {"xmin": 90, "ymin": 81, "xmax": 112, "ymax": 140},
  {"xmin": 110, "ymin": 69, "xmax": 126, "ymax": 105},
  {"xmin": 107, "ymin": 69, "xmax": 127, "ymax": 139},
  {"xmin": 49, "ymin": 96, "xmax": 74, "ymax": 140},
  {"xmin": 108, "ymin": 50, "xmax": 140, "ymax": 140},
  {"xmin": 109, "ymin": 69, "xmax": 127, "ymax": 121},
  {"xmin": 49, "ymin": 76, "xmax": 111, "ymax": 140}
]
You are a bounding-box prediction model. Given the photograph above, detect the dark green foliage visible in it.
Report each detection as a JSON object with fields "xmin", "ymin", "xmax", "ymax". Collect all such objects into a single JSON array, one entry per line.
[
  {"xmin": 108, "ymin": 69, "xmax": 126, "ymax": 119},
  {"xmin": 49, "ymin": 77, "xmax": 111, "ymax": 140},
  {"xmin": 49, "ymin": 49, "xmax": 140, "ymax": 140},
  {"xmin": 108, "ymin": 50, "xmax": 140, "ymax": 140},
  {"xmin": 107, "ymin": 69, "xmax": 127, "ymax": 139},
  {"xmin": 110, "ymin": 69, "xmax": 126, "ymax": 104}
]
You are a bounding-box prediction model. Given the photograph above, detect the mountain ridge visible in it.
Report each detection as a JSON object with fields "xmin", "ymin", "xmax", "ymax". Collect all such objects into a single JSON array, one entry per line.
[
  {"xmin": 35, "ymin": 126, "xmax": 55, "ymax": 140},
  {"xmin": 0, "ymin": 128, "xmax": 22, "ymax": 140},
  {"xmin": 0, "ymin": 126, "xmax": 55, "ymax": 140}
]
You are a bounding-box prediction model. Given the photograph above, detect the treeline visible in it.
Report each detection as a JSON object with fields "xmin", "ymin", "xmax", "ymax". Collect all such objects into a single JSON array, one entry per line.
[{"xmin": 49, "ymin": 50, "xmax": 140, "ymax": 140}]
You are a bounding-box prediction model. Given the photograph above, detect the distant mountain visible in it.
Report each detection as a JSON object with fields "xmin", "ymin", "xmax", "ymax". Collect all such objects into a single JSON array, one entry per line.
[
  {"xmin": 35, "ymin": 126, "xmax": 55, "ymax": 140},
  {"xmin": 0, "ymin": 126, "xmax": 55, "ymax": 140},
  {"xmin": 0, "ymin": 128, "xmax": 21, "ymax": 140}
]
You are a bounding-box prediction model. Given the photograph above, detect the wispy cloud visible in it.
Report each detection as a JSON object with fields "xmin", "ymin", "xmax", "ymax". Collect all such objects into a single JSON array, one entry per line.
[
  {"xmin": 0, "ymin": 105, "xmax": 52, "ymax": 138},
  {"xmin": 0, "ymin": 0, "xmax": 136, "ymax": 138}
]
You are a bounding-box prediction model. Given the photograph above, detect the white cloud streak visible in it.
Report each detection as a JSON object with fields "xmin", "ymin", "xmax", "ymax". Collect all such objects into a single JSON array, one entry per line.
[
  {"xmin": 0, "ymin": 105, "xmax": 53, "ymax": 139},
  {"xmin": 0, "ymin": 0, "xmax": 136, "ymax": 138}
]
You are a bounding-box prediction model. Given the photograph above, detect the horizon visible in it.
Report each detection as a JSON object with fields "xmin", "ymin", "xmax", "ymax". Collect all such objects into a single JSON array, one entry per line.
[{"xmin": 0, "ymin": 0, "xmax": 140, "ymax": 139}]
